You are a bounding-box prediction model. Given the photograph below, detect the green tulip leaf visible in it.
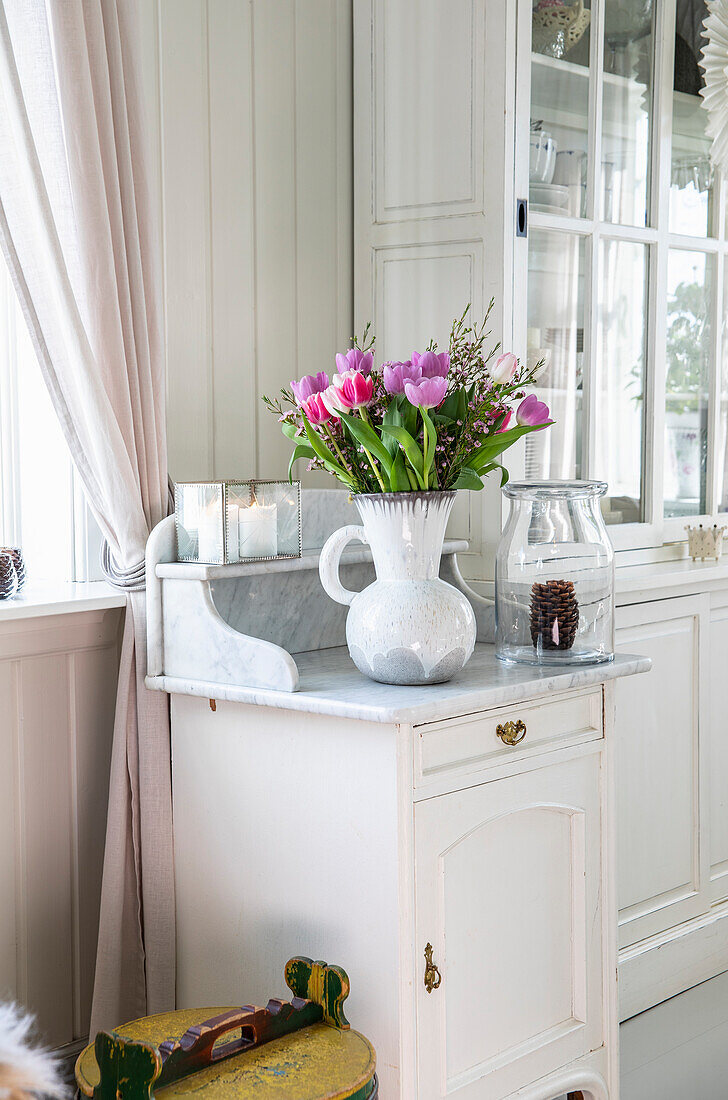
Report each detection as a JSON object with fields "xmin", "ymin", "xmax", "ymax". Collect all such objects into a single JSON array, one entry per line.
[
  {"xmin": 421, "ymin": 407, "xmax": 437, "ymax": 480},
  {"xmin": 453, "ymin": 466, "xmax": 485, "ymax": 491},
  {"xmin": 381, "ymin": 403, "xmax": 404, "ymax": 459},
  {"xmin": 390, "ymin": 450, "xmax": 411, "ymax": 491},
  {"xmin": 465, "ymin": 421, "xmax": 553, "ymax": 469},
  {"xmin": 339, "ymin": 414, "xmax": 394, "ymax": 475},
  {"xmin": 380, "ymin": 425, "xmax": 425, "ymax": 489},
  {"xmin": 287, "ymin": 443, "xmax": 317, "ymax": 482},
  {"xmin": 301, "ymin": 415, "xmax": 353, "ymax": 485}
]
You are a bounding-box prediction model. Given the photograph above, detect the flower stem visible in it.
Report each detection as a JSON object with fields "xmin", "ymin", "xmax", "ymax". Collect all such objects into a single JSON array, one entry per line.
[
  {"xmin": 358, "ymin": 408, "xmax": 387, "ymax": 493},
  {"xmin": 422, "ymin": 412, "xmax": 429, "ymax": 491},
  {"xmin": 325, "ymin": 424, "xmax": 349, "ymax": 471}
]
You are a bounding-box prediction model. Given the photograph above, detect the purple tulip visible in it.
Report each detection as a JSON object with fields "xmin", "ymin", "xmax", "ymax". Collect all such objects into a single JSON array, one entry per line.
[
  {"xmin": 516, "ymin": 394, "xmax": 550, "ymax": 426},
  {"xmin": 291, "ymin": 372, "xmax": 329, "ymax": 405},
  {"xmin": 489, "ymin": 352, "xmax": 518, "ymax": 384},
  {"xmin": 404, "ymin": 375, "xmax": 448, "ymax": 409},
  {"xmin": 335, "ymin": 348, "xmax": 373, "ymax": 375},
  {"xmin": 413, "ymin": 350, "xmax": 450, "ymax": 379},
  {"xmin": 383, "ymin": 360, "xmax": 422, "ymax": 395}
]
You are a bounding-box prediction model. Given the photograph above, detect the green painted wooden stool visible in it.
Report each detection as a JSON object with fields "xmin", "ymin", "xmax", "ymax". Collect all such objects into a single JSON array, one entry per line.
[{"xmin": 75, "ymin": 957, "xmax": 377, "ymax": 1100}]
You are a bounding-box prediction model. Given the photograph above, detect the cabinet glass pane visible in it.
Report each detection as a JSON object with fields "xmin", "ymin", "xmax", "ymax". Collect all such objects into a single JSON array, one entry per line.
[
  {"xmin": 601, "ymin": 2, "xmax": 654, "ymax": 226},
  {"xmin": 595, "ymin": 241, "xmax": 648, "ymax": 525},
  {"xmin": 670, "ymin": 0, "xmax": 714, "ymax": 237},
  {"xmin": 530, "ymin": 2, "xmax": 591, "ymax": 218},
  {"xmin": 664, "ymin": 249, "xmax": 712, "ymax": 517},
  {"xmin": 526, "ymin": 229, "xmax": 586, "ymax": 480}
]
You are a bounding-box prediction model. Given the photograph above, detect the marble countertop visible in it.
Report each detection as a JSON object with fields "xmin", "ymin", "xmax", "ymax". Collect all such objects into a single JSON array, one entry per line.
[{"xmin": 150, "ymin": 643, "xmax": 650, "ymax": 724}]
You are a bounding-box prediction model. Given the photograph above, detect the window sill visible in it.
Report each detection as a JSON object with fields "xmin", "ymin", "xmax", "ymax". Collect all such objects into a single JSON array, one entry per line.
[{"xmin": 0, "ymin": 581, "xmax": 127, "ymax": 621}]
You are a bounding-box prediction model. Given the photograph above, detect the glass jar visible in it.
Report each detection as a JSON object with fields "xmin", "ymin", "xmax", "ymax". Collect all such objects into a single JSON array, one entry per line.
[{"xmin": 496, "ymin": 481, "xmax": 614, "ymax": 666}]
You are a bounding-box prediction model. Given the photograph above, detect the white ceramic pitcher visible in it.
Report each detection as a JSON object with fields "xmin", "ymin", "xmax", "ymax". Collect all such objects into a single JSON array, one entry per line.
[{"xmin": 318, "ymin": 491, "xmax": 476, "ymax": 685}]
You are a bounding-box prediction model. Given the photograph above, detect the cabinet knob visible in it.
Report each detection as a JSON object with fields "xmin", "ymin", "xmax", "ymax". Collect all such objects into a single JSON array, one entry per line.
[
  {"xmin": 496, "ymin": 719, "xmax": 527, "ymax": 746},
  {"xmin": 424, "ymin": 942, "xmax": 442, "ymax": 993}
]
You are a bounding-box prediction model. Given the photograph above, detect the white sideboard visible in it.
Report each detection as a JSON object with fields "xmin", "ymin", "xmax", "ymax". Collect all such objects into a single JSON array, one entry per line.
[
  {"xmin": 163, "ymin": 645, "xmax": 647, "ymax": 1100},
  {"xmin": 145, "ymin": 501, "xmax": 650, "ymax": 1097}
]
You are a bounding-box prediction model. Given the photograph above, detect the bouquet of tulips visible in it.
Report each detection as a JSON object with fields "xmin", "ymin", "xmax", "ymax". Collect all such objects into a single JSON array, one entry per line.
[{"xmin": 263, "ymin": 303, "xmax": 552, "ymax": 494}]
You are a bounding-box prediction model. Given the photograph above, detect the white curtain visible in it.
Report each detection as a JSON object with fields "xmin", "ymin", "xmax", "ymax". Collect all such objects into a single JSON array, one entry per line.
[{"xmin": 0, "ymin": 0, "xmax": 174, "ymax": 1031}]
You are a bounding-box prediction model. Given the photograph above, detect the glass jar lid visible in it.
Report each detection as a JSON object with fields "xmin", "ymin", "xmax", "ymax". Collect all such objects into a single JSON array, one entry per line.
[{"xmin": 502, "ymin": 480, "xmax": 609, "ymax": 500}]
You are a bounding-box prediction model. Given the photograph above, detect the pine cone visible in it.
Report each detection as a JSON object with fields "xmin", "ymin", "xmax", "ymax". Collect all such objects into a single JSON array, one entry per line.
[
  {"xmin": 0, "ymin": 546, "xmax": 25, "ymax": 590},
  {"xmin": 530, "ymin": 579, "xmax": 579, "ymax": 651},
  {"xmin": 0, "ymin": 553, "xmax": 18, "ymax": 600}
]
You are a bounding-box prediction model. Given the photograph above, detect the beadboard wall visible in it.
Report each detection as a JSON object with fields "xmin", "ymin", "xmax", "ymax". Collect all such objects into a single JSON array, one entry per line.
[
  {"xmin": 0, "ymin": 607, "xmax": 123, "ymax": 1049},
  {"xmin": 139, "ymin": 0, "xmax": 354, "ymax": 484}
]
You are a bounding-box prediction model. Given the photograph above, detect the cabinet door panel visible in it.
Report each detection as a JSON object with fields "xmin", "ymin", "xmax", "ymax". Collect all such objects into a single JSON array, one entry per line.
[
  {"xmin": 615, "ymin": 597, "xmax": 706, "ymax": 947},
  {"xmin": 414, "ymin": 752, "xmax": 604, "ymax": 1100}
]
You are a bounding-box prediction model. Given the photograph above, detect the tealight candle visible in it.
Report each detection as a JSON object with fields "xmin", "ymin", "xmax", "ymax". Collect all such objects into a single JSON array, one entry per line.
[
  {"xmin": 226, "ymin": 504, "xmax": 240, "ymax": 561},
  {"xmin": 197, "ymin": 500, "xmax": 221, "ymax": 562},
  {"xmin": 239, "ymin": 500, "xmax": 278, "ymax": 559}
]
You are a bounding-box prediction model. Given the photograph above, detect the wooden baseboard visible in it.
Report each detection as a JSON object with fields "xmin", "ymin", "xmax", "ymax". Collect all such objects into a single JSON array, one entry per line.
[{"xmin": 619, "ymin": 903, "xmax": 728, "ymax": 1020}]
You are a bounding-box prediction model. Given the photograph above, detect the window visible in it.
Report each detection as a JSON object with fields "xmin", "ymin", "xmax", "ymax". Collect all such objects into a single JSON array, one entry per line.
[
  {"xmin": 519, "ymin": 0, "xmax": 726, "ymax": 551},
  {"xmin": 0, "ymin": 258, "xmax": 101, "ymax": 583}
]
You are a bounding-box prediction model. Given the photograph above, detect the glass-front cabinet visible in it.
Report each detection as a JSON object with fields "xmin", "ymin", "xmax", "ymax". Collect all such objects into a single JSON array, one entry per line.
[{"xmin": 516, "ymin": 0, "xmax": 726, "ymax": 549}]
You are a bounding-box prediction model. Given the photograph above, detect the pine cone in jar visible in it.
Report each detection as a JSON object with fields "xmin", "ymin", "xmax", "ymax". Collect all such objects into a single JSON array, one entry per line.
[
  {"xmin": 0, "ymin": 546, "xmax": 25, "ymax": 590},
  {"xmin": 530, "ymin": 579, "xmax": 579, "ymax": 651},
  {"xmin": 0, "ymin": 552, "xmax": 18, "ymax": 600}
]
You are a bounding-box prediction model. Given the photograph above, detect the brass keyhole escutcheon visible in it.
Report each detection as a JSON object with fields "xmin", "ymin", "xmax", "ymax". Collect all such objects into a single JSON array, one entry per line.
[
  {"xmin": 424, "ymin": 942, "xmax": 442, "ymax": 993},
  {"xmin": 496, "ymin": 719, "xmax": 527, "ymax": 746}
]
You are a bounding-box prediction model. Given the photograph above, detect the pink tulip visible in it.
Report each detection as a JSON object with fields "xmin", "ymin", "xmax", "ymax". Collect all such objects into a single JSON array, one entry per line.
[
  {"xmin": 516, "ymin": 394, "xmax": 550, "ymax": 426},
  {"xmin": 301, "ymin": 392, "xmax": 332, "ymax": 425},
  {"xmin": 496, "ymin": 409, "xmax": 512, "ymax": 433},
  {"xmin": 383, "ymin": 360, "xmax": 422, "ymax": 395},
  {"xmin": 322, "ymin": 369, "xmax": 373, "ymax": 414},
  {"xmin": 291, "ymin": 371, "xmax": 329, "ymax": 405},
  {"xmin": 335, "ymin": 348, "xmax": 373, "ymax": 375},
  {"xmin": 413, "ymin": 350, "xmax": 450, "ymax": 378},
  {"xmin": 489, "ymin": 352, "xmax": 518, "ymax": 384},
  {"xmin": 404, "ymin": 375, "xmax": 448, "ymax": 409},
  {"xmin": 321, "ymin": 384, "xmax": 346, "ymax": 417}
]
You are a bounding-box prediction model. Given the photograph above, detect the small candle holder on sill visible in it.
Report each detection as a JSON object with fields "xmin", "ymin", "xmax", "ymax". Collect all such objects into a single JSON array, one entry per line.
[
  {"xmin": 685, "ymin": 523, "xmax": 726, "ymax": 562},
  {"xmin": 174, "ymin": 480, "xmax": 301, "ymax": 564}
]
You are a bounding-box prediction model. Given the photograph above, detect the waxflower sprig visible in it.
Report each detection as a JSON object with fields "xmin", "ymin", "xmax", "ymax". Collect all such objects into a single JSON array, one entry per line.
[{"xmin": 263, "ymin": 302, "xmax": 553, "ymax": 494}]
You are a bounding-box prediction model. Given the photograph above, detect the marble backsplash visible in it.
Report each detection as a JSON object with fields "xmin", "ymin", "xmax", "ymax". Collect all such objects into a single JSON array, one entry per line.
[
  {"xmin": 210, "ymin": 488, "xmax": 495, "ymax": 654},
  {"xmin": 211, "ymin": 559, "xmax": 374, "ymax": 654}
]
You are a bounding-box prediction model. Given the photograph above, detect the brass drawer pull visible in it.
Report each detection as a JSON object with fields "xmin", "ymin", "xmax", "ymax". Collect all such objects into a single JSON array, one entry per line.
[
  {"xmin": 496, "ymin": 719, "xmax": 527, "ymax": 746},
  {"xmin": 424, "ymin": 943, "xmax": 441, "ymax": 993}
]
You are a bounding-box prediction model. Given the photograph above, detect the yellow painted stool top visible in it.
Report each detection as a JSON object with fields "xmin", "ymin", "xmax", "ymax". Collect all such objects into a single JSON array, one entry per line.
[{"xmin": 75, "ymin": 1007, "xmax": 377, "ymax": 1100}]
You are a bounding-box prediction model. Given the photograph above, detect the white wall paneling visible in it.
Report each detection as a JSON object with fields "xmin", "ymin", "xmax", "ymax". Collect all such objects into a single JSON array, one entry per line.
[
  {"xmin": 142, "ymin": 0, "xmax": 354, "ymax": 483},
  {"xmin": 0, "ymin": 608, "xmax": 122, "ymax": 1048},
  {"xmin": 354, "ymin": 0, "xmax": 518, "ymax": 576}
]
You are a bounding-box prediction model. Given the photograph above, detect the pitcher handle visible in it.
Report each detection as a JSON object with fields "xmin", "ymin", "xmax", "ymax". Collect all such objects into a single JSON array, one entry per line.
[{"xmin": 319, "ymin": 524, "xmax": 368, "ymax": 606}]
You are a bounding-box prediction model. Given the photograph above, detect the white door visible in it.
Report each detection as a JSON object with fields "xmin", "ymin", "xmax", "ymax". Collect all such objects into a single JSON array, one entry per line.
[
  {"xmin": 615, "ymin": 595, "xmax": 707, "ymax": 948},
  {"xmin": 413, "ymin": 750, "xmax": 605, "ymax": 1100}
]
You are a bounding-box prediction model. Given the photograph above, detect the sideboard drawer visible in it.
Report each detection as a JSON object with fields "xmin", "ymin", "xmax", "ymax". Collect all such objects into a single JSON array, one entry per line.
[{"xmin": 414, "ymin": 689, "xmax": 603, "ymax": 788}]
